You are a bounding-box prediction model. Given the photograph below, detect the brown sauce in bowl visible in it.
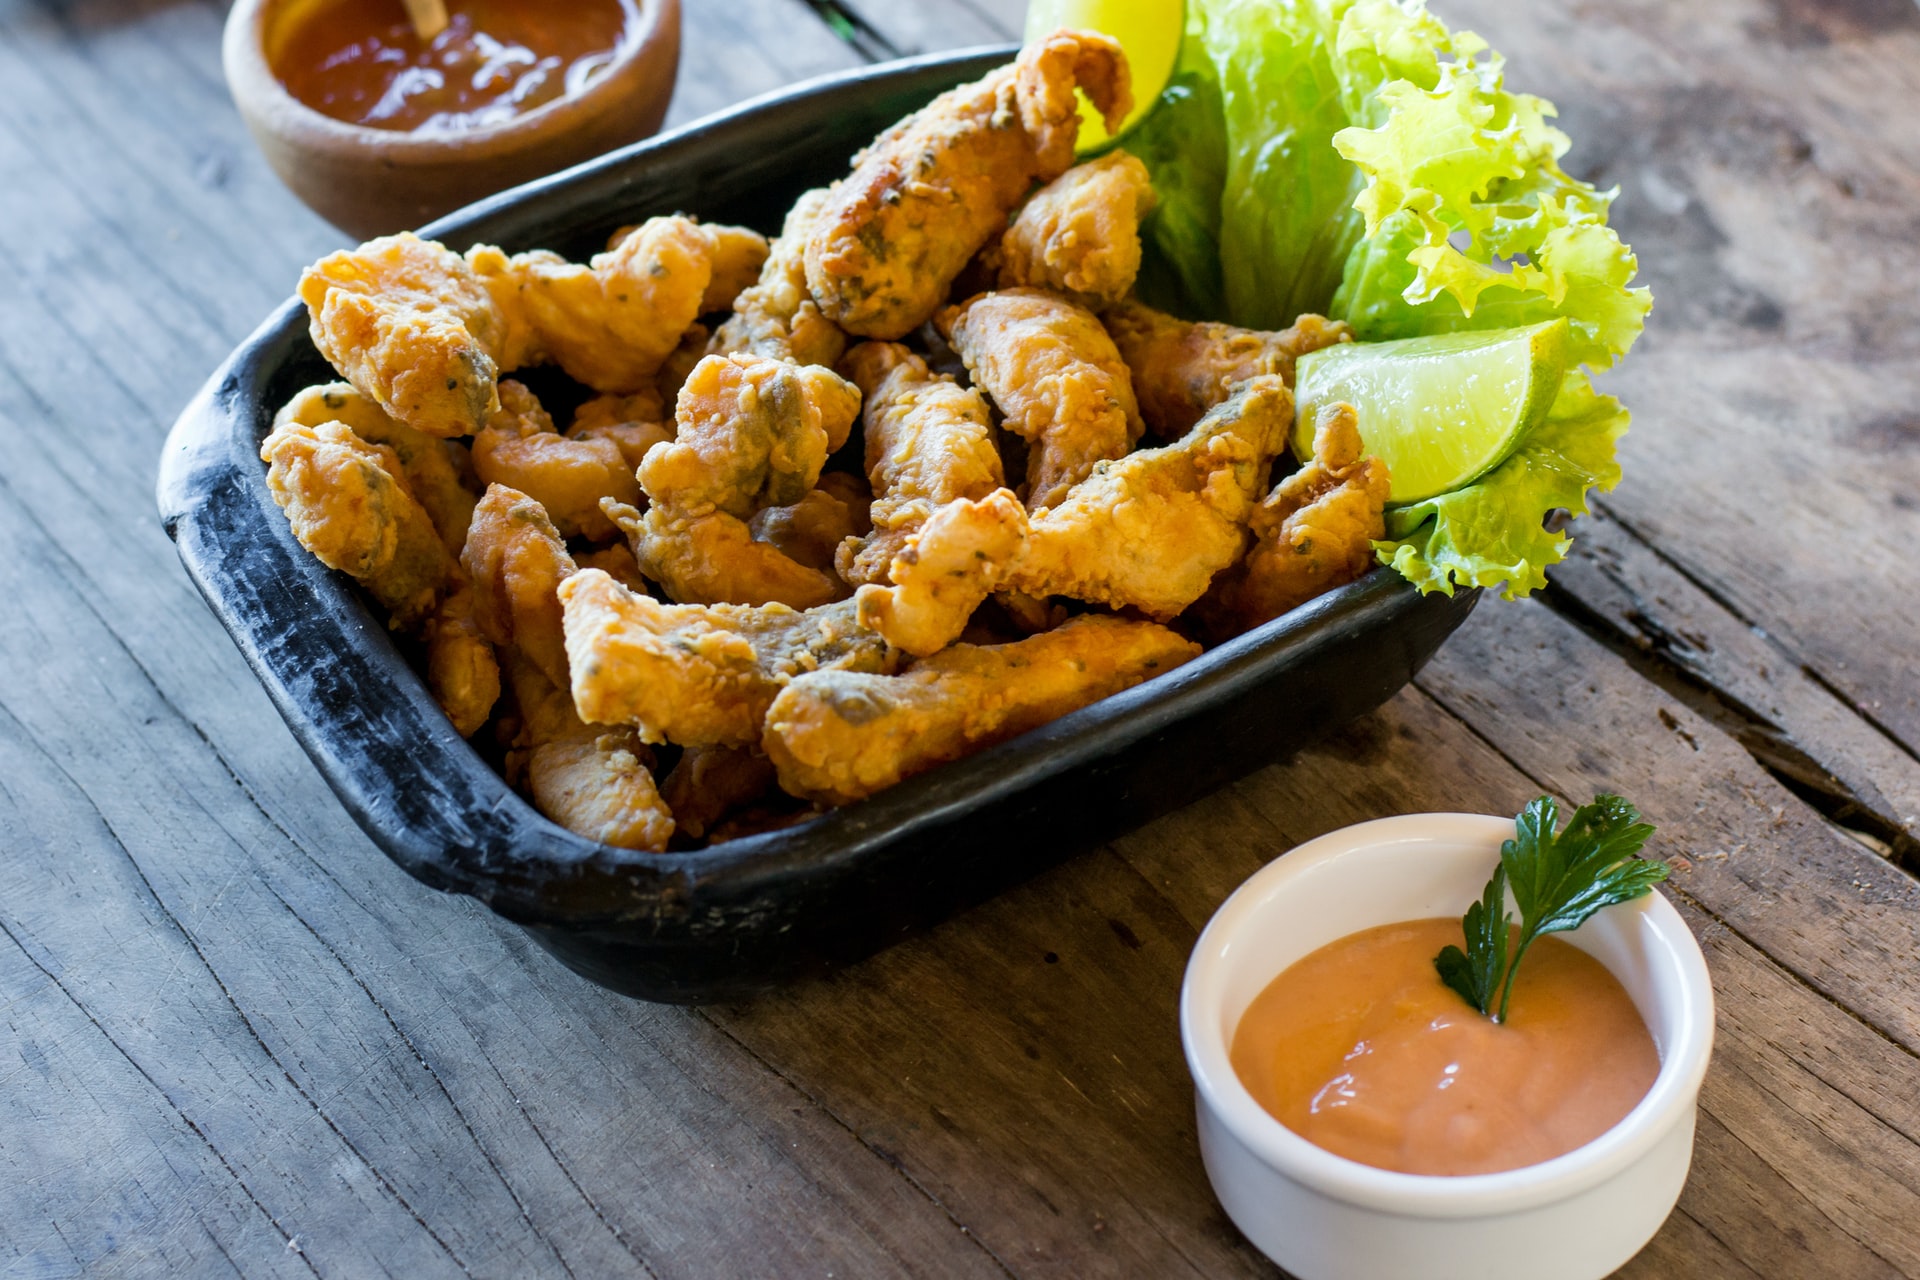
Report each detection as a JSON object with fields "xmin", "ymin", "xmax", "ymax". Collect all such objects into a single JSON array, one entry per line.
[
  {"xmin": 272, "ymin": 0, "xmax": 638, "ymax": 135},
  {"xmin": 1230, "ymin": 918, "xmax": 1659, "ymax": 1176}
]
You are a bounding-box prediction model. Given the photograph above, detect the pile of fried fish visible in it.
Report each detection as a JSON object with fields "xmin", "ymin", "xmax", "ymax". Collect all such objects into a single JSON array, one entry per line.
[{"xmin": 261, "ymin": 30, "xmax": 1391, "ymax": 852}]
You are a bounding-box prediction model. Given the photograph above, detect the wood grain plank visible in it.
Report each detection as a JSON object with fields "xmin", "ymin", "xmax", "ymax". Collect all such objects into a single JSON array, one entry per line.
[
  {"xmin": 1416, "ymin": 601, "xmax": 1920, "ymax": 1053},
  {"xmin": 822, "ymin": 0, "xmax": 1014, "ymax": 56},
  {"xmin": 1549, "ymin": 507, "xmax": 1920, "ymax": 857},
  {"xmin": 665, "ymin": 0, "xmax": 868, "ymax": 128},
  {"xmin": 1429, "ymin": 0, "xmax": 1920, "ymax": 777}
]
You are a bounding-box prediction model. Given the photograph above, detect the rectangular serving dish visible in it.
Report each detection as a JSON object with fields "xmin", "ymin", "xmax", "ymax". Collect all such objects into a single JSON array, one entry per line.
[{"xmin": 157, "ymin": 47, "xmax": 1479, "ymax": 1003}]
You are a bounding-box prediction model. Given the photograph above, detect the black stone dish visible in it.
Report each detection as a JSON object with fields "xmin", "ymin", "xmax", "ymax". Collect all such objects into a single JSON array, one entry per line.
[{"xmin": 158, "ymin": 46, "xmax": 1480, "ymax": 1003}]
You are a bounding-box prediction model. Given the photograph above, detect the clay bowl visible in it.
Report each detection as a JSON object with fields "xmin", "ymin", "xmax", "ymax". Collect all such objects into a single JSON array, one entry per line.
[{"xmin": 223, "ymin": 0, "xmax": 682, "ymax": 238}]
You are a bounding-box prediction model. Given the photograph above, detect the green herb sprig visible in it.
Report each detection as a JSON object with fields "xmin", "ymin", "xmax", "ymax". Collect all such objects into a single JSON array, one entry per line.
[{"xmin": 1436, "ymin": 795, "xmax": 1668, "ymax": 1023}]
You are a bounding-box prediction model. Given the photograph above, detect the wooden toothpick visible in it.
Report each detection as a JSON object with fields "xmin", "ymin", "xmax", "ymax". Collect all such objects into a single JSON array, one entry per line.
[{"xmin": 399, "ymin": 0, "xmax": 450, "ymax": 41}]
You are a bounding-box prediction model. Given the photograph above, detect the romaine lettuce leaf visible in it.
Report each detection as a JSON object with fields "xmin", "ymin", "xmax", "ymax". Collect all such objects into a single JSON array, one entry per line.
[{"xmin": 1127, "ymin": 0, "xmax": 1651, "ymax": 597}]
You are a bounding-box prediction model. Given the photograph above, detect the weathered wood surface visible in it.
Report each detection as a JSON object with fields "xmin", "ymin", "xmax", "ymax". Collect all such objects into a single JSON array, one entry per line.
[{"xmin": 0, "ymin": 0, "xmax": 1916, "ymax": 1277}]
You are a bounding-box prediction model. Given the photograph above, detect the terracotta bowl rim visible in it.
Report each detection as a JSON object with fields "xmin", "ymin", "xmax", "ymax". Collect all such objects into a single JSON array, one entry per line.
[{"xmin": 223, "ymin": 0, "xmax": 676, "ymax": 161}]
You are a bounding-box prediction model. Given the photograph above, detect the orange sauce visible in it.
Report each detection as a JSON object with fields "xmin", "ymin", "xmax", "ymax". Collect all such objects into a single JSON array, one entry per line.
[
  {"xmin": 1230, "ymin": 918, "xmax": 1659, "ymax": 1176},
  {"xmin": 272, "ymin": 0, "xmax": 638, "ymax": 134}
]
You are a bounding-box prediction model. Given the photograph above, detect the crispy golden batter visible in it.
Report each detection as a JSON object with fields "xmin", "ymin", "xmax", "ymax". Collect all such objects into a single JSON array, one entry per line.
[
  {"xmin": 560, "ymin": 569, "xmax": 896, "ymax": 748},
  {"xmin": 506, "ymin": 654, "xmax": 674, "ymax": 852},
  {"xmin": 260, "ymin": 419, "xmax": 455, "ymax": 627},
  {"xmin": 608, "ymin": 223, "xmax": 768, "ymax": 314},
  {"xmin": 572, "ymin": 387, "xmax": 667, "ymax": 433},
  {"xmin": 710, "ymin": 188, "xmax": 849, "ymax": 368},
  {"xmin": 835, "ymin": 342, "xmax": 1006, "ymax": 586},
  {"xmin": 471, "ymin": 381, "xmax": 640, "ymax": 541},
  {"xmin": 1007, "ymin": 376, "xmax": 1292, "ymax": 620},
  {"xmin": 422, "ymin": 577, "xmax": 501, "ymax": 737},
  {"xmin": 300, "ymin": 233, "xmax": 503, "ymax": 439},
  {"xmin": 641, "ymin": 353, "xmax": 859, "ymax": 520},
  {"xmin": 608, "ymin": 499, "xmax": 845, "ymax": 609},
  {"xmin": 660, "ymin": 745, "xmax": 779, "ymax": 840},
  {"xmin": 656, "ymin": 322, "xmax": 712, "ymax": 404},
  {"xmin": 274, "ymin": 382, "xmax": 478, "ymax": 552},
  {"xmin": 1193, "ymin": 402, "xmax": 1391, "ymax": 640},
  {"xmin": 939, "ymin": 288, "xmax": 1143, "ymax": 511},
  {"xmin": 461, "ymin": 484, "xmax": 577, "ymax": 692},
  {"xmin": 1104, "ymin": 300, "xmax": 1353, "ymax": 436},
  {"xmin": 804, "ymin": 31, "xmax": 1133, "ymax": 339},
  {"xmin": 854, "ymin": 489, "xmax": 1028, "ymax": 657},
  {"xmin": 994, "ymin": 151, "xmax": 1157, "ymax": 306},
  {"xmin": 468, "ymin": 217, "xmax": 751, "ymax": 393},
  {"xmin": 748, "ymin": 472, "xmax": 872, "ymax": 574},
  {"xmin": 764, "ymin": 614, "xmax": 1199, "ymax": 805},
  {"xmin": 574, "ymin": 542, "xmax": 652, "ymax": 595}
]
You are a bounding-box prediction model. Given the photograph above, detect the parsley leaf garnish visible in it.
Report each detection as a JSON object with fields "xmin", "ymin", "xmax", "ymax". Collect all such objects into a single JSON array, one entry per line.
[{"xmin": 1435, "ymin": 795, "xmax": 1668, "ymax": 1022}]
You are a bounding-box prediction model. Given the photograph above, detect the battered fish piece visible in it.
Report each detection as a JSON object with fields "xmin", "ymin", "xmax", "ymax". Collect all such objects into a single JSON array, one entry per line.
[
  {"xmin": 471, "ymin": 381, "xmax": 641, "ymax": 541},
  {"xmin": 574, "ymin": 542, "xmax": 652, "ymax": 595},
  {"xmin": 805, "ymin": 30, "xmax": 1133, "ymax": 339},
  {"xmin": 469, "ymin": 217, "xmax": 751, "ymax": 392},
  {"xmin": 260, "ymin": 418, "xmax": 455, "ymax": 628},
  {"xmin": 710, "ymin": 189, "xmax": 849, "ymax": 369},
  {"xmin": 1193, "ymin": 402, "xmax": 1391, "ymax": 640},
  {"xmin": 612, "ymin": 221, "xmax": 769, "ymax": 314},
  {"xmin": 561, "ymin": 569, "xmax": 896, "ymax": 748},
  {"xmin": 641, "ymin": 353, "xmax": 860, "ymax": 520},
  {"xmin": 748, "ymin": 472, "xmax": 872, "ymax": 574},
  {"xmin": 461, "ymin": 483, "xmax": 576, "ymax": 693},
  {"xmin": 274, "ymin": 382, "xmax": 478, "ymax": 551},
  {"xmin": 506, "ymin": 654, "xmax": 674, "ymax": 852},
  {"xmin": 422, "ymin": 577, "xmax": 501, "ymax": 738},
  {"xmin": 300, "ymin": 232, "xmax": 503, "ymax": 438},
  {"xmin": 993, "ymin": 150, "xmax": 1157, "ymax": 307},
  {"xmin": 939, "ymin": 289, "xmax": 1143, "ymax": 511},
  {"xmin": 835, "ymin": 342, "xmax": 1006, "ymax": 586},
  {"xmin": 568, "ymin": 388, "xmax": 674, "ymax": 472},
  {"xmin": 1104, "ymin": 300, "xmax": 1353, "ymax": 436},
  {"xmin": 1006, "ymin": 376, "xmax": 1293, "ymax": 620},
  {"xmin": 656, "ymin": 322, "xmax": 712, "ymax": 403},
  {"xmin": 855, "ymin": 489, "xmax": 1029, "ymax": 656},
  {"xmin": 607, "ymin": 499, "xmax": 845, "ymax": 610},
  {"xmin": 764, "ymin": 614, "xmax": 1200, "ymax": 806},
  {"xmin": 660, "ymin": 745, "xmax": 779, "ymax": 840}
]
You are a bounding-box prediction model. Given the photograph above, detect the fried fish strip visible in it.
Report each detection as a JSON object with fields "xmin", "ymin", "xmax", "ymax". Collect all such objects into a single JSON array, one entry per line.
[
  {"xmin": 471, "ymin": 381, "xmax": 641, "ymax": 541},
  {"xmin": 748, "ymin": 472, "xmax": 872, "ymax": 574},
  {"xmin": 567, "ymin": 389, "xmax": 675, "ymax": 471},
  {"xmin": 660, "ymin": 745, "xmax": 779, "ymax": 840},
  {"xmin": 993, "ymin": 150, "xmax": 1157, "ymax": 307},
  {"xmin": 468, "ymin": 217, "xmax": 755, "ymax": 393},
  {"xmin": 854, "ymin": 489, "xmax": 1029, "ymax": 656},
  {"xmin": 1193, "ymin": 401, "xmax": 1390, "ymax": 640},
  {"xmin": 1103, "ymin": 300, "xmax": 1353, "ymax": 436},
  {"xmin": 1006, "ymin": 375, "xmax": 1293, "ymax": 620},
  {"xmin": 506, "ymin": 653, "xmax": 674, "ymax": 852},
  {"xmin": 300, "ymin": 232, "xmax": 503, "ymax": 439},
  {"xmin": 422, "ymin": 577, "xmax": 501, "ymax": 738},
  {"xmin": 640, "ymin": 353, "xmax": 860, "ymax": 519},
  {"xmin": 835, "ymin": 342, "xmax": 1006, "ymax": 586},
  {"xmin": 804, "ymin": 31, "xmax": 1133, "ymax": 339},
  {"xmin": 461, "ymin": 483, "xmax": 577, "ymax": 693},
  {"xmin": 622, "ymin": 352, "xmax": 863, "ymax": 606},
  {"xmin": 560, "ymin": 568, "xmax": 895, "ymax": 748},
  {"xmin": 764, "ymin": 614, "xmax": 1200, "ymax": 805},
  {"xmin": 260, "ymin": 418, "xmax": 455, "ymax": 627},
  {"xmin": 612, "ymin": 220, "xmax": 770, "ymax": 314},
  {"xmin": 939, "ymin": 289, "xmax": 1143, "ymax": 511},
  {"xmin": 709, "ymin": 189, "xmax": 848, "ymax": 368},
  {"xmin": 274, "ymin": 382, "xmax": 478, "ymax": 552},
  {"xmin": 607, "ymin": 499, "xmax": 845, "ymax": 610}
]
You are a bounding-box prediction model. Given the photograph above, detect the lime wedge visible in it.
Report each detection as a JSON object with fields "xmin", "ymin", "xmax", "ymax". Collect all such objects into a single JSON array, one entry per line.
[
  {"xmin": 1024, "ymin": 0, "xmax": 1184, "ymax": 152},
  {"xmin": 1292, "ymin": 320, "xmax": 1572, "ymax": 506}
]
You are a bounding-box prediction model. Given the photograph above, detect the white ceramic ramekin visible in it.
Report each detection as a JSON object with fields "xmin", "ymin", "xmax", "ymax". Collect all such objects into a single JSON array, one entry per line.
[{"xmin": 1181, "ymin": 813, "xmax": 1714, "ymax": 1280}]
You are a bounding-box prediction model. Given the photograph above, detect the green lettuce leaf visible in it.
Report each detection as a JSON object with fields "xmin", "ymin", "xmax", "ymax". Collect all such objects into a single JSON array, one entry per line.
[
  {"xmin": 1127, "ymin": 0, "xmax": 1651, "ymax": 597},
  {"xmin": 1379, "ymin": 372, "xmax": 1628, "ymax": 597}
]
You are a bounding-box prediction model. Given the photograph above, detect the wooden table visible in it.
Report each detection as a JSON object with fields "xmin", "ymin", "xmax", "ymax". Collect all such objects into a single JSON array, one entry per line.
[{"xmin": 5, "ymin": 0, "xmax": 1917, "ymax": 1275}]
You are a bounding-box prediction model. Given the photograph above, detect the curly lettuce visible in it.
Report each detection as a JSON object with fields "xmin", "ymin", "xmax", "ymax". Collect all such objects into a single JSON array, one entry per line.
[{"xmin": 1126, "ymin": 0, "xmax": 1652, "ymax": 597}]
